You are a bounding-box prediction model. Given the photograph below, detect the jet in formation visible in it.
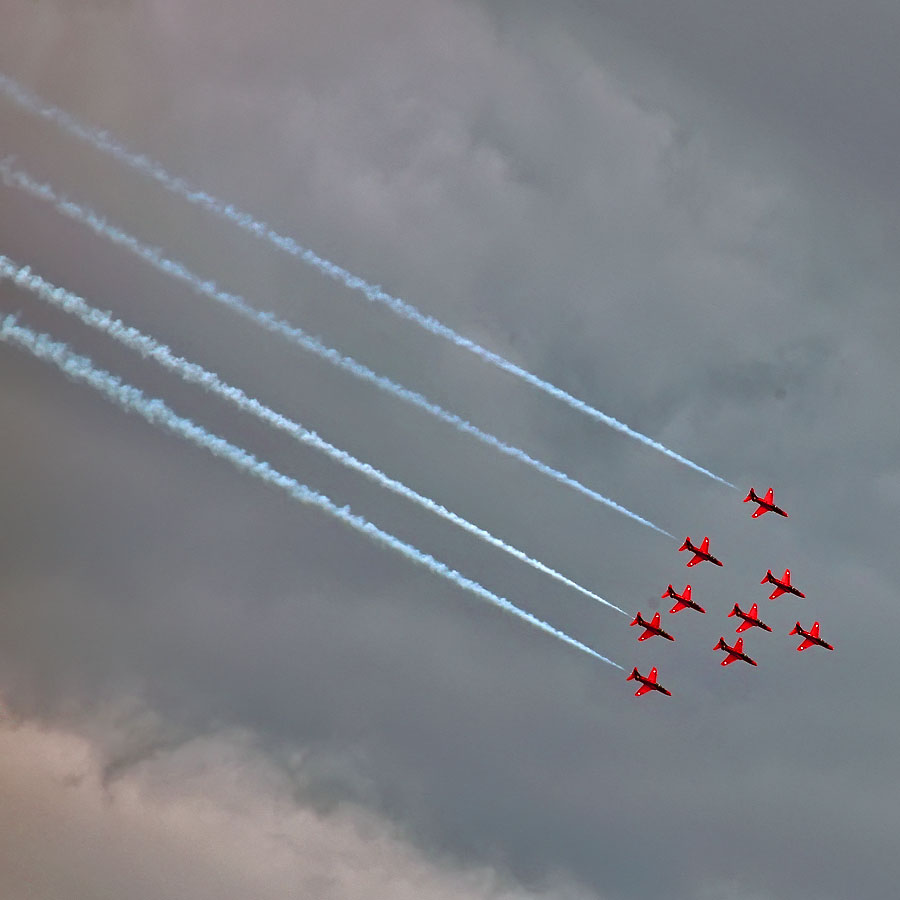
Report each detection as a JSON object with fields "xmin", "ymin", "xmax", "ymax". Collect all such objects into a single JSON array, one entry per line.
[
  {"xmin": 728, "ymin": 602, "xmax": 773, "ymax": 633},
  {"xmin": 744, "ymin": 487, "xmax": 788, "ymax": 518},
  {"xmin": 631, "ymin": 611, "xmax": 675, "ymax": 642},
  {"xmin": 678, "ymin": 536, "xmax": 724, "ymax": 568},
  {"xmin": 762, "ymin": 568, "xmax": 805, "ymax": 599},
  {"xmin": 790, "ymin": 621, "xmax": 834, "ymax": 652},
  {"xmin": 663, "ymin": 583, "xmax": 705, "ymax": 615},
  {"xmin": 714, "ymin": 636, "xmax": 758, "ymax": 667},
  {"xmin": 627, "ymin": 666, "xmax": 672, "ymax": 696}
]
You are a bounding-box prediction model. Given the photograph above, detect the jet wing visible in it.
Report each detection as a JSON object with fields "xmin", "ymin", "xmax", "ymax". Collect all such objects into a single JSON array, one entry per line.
[
  {"xmin": 811, "ymin": 622, "xmax": 820, "ymax": 638},
  {"xmin": 797, "ymin": 638, "xmax": 816, "ymax": 652},
  {"xmin": 634, "ymin": 682, "xmax": 654, "ymax": 695},
  {"xmin": 769, "ymin": 586, "xmax": 787, "ymax": 599},
  {"xmin": 736, "ymin": 619, "xmax": 754, "ymax": 633},
  {"xmin": 721, "ymin": 653, "xmax": 741, "ymax": 666},
  {"xmin": 686, "ymin": 553, "xmax": 705, "ymax": 567},
  {"xmin": 764, "ymin": 489, "xmax": 775, "ymax": 504},
  {"xmin": 752, "ymin": 506, "xmax": 768, "ymax": 518}
]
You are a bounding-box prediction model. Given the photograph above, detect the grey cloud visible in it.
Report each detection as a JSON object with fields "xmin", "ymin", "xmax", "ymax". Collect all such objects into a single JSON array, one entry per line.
[
  {"xmin": 0, "ymin": 713, "xmax": 603, "ymax": 900},
  {"xmin": 2, "ymin": 0, "xmax": 900, "ymax": 898}
]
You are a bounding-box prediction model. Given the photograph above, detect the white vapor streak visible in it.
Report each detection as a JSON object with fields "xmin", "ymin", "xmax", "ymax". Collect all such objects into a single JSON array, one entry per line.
[
  {"xmin": 0, "ymin": 256, "xmax": 624, "ymax": 615},
  {"xmin": 0, "ymin": 316, "xmax": 623, "ymax": 668},
  {"xmin": 0, "ymin": 160, "xmax": 671, "ymax": 538},
  {"xmin": 0, "ymin": 71, "xmax": 734, "ymax": 488}
]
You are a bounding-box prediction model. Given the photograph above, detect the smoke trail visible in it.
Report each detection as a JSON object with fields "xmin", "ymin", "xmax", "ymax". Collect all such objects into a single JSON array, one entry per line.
[
  {"xmin": 0, "ymin": 71, "xmax": 734, "ymax": 488},
  {"xmin": 0, "ymin": 315, "xmax": 622, "ymax": 668},
  {"xmin": 0, "ymin": 256, "xmax": 625, "ymax": 615},
  {"xmin": 0, "ymin": 161, "xmax": 671, "ymax": 538}
]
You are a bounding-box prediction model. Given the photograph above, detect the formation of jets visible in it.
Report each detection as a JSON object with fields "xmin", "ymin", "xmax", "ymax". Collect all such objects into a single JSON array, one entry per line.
[{"xmin": 628, "ymin": 487, "xmax": 834, "ymax": 697}]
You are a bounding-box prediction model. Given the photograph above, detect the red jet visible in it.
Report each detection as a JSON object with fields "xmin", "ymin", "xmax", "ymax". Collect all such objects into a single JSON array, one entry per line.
[
  {"xmin": 790, "ymin": 621, "xmax": 834, "ymax": 652},
  {"xmin": 728, "ymin": 602, "xmax": 773, "ymax": 633},
  {"xmin": 630, "ymin": 611, "xmax": 675, "ymax": 642},
  {"xmin": 762, "ymin": 568, "xmax": 805, "ymax": 599},
  {"xmin": 744, "ymin": 487, "xmax": 788, "ymax": 518},
  {"xmin": 626, "ymin": 666, "xmax": 672, "ymax": 697},
  {"xmin": 714, "ymin": 636, "xmax": 758, "ymax": 667},
  {"xmin": 679, "ymin": 536, "xmax": 724, "ymax": 567},
  {"xmin": 663, "ymin": 583, "xmax": 705, "ymax": 615}
]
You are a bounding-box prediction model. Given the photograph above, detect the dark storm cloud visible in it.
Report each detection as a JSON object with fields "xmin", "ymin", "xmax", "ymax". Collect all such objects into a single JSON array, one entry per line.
[{"xmin": 2, "ymin": 0, "xmax": 900, "ymax": 898}]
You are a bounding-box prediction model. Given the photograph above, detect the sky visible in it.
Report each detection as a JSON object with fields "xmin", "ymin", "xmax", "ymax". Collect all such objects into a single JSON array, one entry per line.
[{"xmin": 1, "ymin": 2, "xmax": 899, "ymax": 898}]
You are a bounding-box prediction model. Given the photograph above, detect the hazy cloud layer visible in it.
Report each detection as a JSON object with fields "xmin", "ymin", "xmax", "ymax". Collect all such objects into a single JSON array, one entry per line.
[{"xmin": 0, "ymin": 703, "xmax": 599, "ymax": 900}]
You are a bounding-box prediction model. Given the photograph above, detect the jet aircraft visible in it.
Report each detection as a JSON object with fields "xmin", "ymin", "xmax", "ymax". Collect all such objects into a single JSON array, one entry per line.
[
  {"xmin": 626, "ymin": 666, "xmax": 672, "ymax": 697},
  {"xmin": 714, "ymin": 636, "xmax": 758, "ymax": 667},
  {"xmin": 663, "ymin": 583, "xmax": 705, "ymax": 615},
  {"xmin": 630, "ymin": 611, "xmax": 675, "ymax": 642},
  {"xmin": 790, "ymin": 621, "xmax": 834, "ymax": 652},
  {"xmin": 743, "ymin": 487, "xmax": 788, "ymax": 518},
  {"xmin": 678, "ymin": 536, "xmax": 724, "ymax": 567},
  {"xmin": 728, "ymin": 602, "xmax": 773, "ymax": 634},
  {"xmin": 762, "ymin": 568, "xmax": 805, "ymax": 599}
]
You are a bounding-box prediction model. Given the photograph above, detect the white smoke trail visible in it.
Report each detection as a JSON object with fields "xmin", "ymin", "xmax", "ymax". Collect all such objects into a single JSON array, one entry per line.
[
  {"xmin": 0, "ymin": 255, "xmax": 625, "ymax": 615},
  {"xmin": 0, "ymin": 161, "xmax": 671, "ymax": 538},
  {"xmin": 0, "ymin": 315, "xmax": 623, "ymax": 668},
  {"xmin": 0, "ymin": 72, "xmax": 734, "ymax": 488}
]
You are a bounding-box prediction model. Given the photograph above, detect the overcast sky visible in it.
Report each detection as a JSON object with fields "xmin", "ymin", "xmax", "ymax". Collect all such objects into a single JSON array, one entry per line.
[{"xmin": 2, "ymin": 2, "xmax": 899, "ymax": 898}]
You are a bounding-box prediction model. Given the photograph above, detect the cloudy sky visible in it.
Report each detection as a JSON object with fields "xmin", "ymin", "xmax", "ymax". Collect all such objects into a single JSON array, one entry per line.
[{"xmin": 2, "ymin": 2, "xmax": 899, "ymax": 898}]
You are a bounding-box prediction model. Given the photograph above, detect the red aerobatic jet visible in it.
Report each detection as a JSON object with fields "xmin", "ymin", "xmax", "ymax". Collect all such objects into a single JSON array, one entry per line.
[
  {"xmin": 663, "ymin": 583, "xmax": 705, "ymax": 615},
  {"xmin": 790, "ymin": 621, "xmax": 834, "ymax": 652},
  {"xmin": 678, "ymin": 536, "xmax": 724, "ymax": 567},
  {"xmin": 626, "ymin": 666, "xmax": 672, "ymax": 697},
  {"xmin": 762, "ymin": 568, "xmax": 805, "ymax": 599},
  {"xmin": 743, "ymin": 487, "xmax": 789, "ymax": 518},
  {"xmin": 630, "ymin": 611, "xmax": 675, "ymax": 642},
  {"xmin": 728, "ymin": 602, "xmax": 773, "ymax": 634},
  {"xmin": 714, "ymin": 636, "xmax": 758, "ymax": 667}
]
